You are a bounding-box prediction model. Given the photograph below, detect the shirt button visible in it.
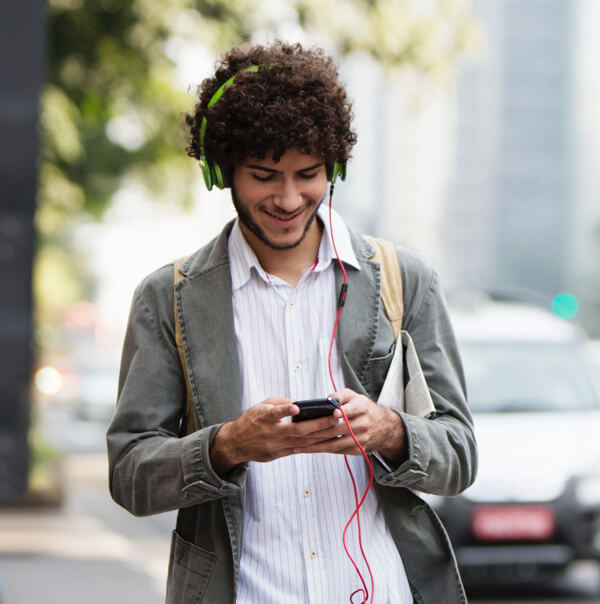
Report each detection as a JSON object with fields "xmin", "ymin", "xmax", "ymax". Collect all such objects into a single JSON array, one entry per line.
[
  {"xmin": 303, "ymin": 488, "xmax": 311, "ymax": 497},
  {"xmin": 294, "ymin": 363, "xmax": 302, "ymax": 372},
  {"xmin": 310, "ymin": 550, "xmax": 318, "ymax": 559},
  {"xmin": 289, "ymin": 301, "xmax": 295, "ymax": 309}
]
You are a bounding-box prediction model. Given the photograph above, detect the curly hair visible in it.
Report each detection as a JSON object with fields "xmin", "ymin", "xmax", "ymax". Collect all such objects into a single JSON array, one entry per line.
[{"xmin": 184, "ymin": 41, "xmax": 357, "ymax": 175}]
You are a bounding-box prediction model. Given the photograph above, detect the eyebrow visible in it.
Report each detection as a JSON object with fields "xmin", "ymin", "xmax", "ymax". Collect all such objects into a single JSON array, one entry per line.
[{"xmin": 245, "ymin": 162, "xmax": 324, "ymax": 174}]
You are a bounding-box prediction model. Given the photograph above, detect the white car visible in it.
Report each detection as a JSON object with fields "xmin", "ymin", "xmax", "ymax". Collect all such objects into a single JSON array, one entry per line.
[
  {"xmin": 429, "ymin": 295, "xmax": 600, "ymax": 585},
  {"xmin": 586, "ymin": 339, "xmax": 600, "ymax": 393}
]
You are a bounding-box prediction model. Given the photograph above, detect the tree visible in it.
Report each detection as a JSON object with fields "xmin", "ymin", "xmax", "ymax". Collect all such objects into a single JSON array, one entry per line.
[{"xmin": 38, "ymin": 0, "xmax": 477, "ymax": 321}]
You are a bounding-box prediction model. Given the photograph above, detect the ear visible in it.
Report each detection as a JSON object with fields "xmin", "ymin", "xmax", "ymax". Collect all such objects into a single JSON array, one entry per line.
[{"xmin": 200, "ymin": 157, "xmax": 214, "ymax": 191}]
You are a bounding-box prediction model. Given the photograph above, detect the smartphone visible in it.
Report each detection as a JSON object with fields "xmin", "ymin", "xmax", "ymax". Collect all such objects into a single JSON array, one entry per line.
[{"xmin": 291, "ymin": 397, "xmax": 340, "ymax": 422}]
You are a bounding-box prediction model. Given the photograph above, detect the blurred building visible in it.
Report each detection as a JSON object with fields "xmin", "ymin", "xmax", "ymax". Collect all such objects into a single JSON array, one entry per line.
[
  {"xmin": 443, "ymin": 0, "xmax": 600, "ymax": 301},
  {"xmin": 89, "ymin": 1, "xmax": 600, "ymax": 340},
  {"xmin": 339, "ymin": 54, "xmax": 455, "ymax": 267}
]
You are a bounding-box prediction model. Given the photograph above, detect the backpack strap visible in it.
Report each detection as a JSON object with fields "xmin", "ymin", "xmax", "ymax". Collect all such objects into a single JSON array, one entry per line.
[
  {"xmin": 363, "ymin": 235, "xmax": 404, "ymax": 340},
  {"xmin": 173, "ymin": 256, "xmax": 195, "ymax": 435}
]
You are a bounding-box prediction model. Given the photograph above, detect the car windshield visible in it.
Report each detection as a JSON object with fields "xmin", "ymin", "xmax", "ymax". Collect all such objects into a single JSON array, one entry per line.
[{"xmin": 459, "ymin": 341, "xmax": 600, "ymax": 413}]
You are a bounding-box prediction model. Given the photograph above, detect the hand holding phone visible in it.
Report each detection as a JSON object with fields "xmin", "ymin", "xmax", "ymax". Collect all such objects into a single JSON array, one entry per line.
[{"xmin": 292, "ymin": 397, "xmax": 340, "ymax": 422}]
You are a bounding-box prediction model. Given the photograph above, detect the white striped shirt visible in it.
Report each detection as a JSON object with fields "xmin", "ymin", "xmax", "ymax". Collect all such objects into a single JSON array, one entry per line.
[{"xmin": 229, "ymin": 205, "xmax": 413, "ymax": 604}]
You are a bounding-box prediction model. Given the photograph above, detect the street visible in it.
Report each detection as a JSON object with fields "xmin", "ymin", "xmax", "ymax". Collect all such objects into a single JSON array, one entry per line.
[
  {"xmin": 1, "ymin": 408, "xmax": 599, "ymax": 603},
  {"xmin": 0, "ymin": 453, "xmax": 175, "ymax": 604},
  {"xmin": 468, "ymin": 564, "xmax": 600, "ymax": 603}
]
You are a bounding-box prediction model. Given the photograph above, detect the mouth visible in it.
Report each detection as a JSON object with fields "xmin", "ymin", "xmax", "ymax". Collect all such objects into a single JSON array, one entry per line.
[{"xmin": 262, "ymin": 207, "xmax": 306, "ymax": 227}]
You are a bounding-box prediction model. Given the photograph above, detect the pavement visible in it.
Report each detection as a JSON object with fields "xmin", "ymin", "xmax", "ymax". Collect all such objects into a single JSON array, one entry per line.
[
  {"xmin": 0, "ymin": 453, "xmax": 174, "ymax": 604},
  {"xmin": 2, "ymin": 412, "xmax": 600, "ymax": 604}
]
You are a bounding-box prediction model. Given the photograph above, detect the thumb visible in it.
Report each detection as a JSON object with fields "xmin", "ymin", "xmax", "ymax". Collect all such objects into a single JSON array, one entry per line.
[{"xmin": 263, "ymin": 397, "xmax": 298, "ymax": 421}]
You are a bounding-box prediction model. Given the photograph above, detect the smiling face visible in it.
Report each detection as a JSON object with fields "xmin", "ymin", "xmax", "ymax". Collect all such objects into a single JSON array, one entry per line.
[{"xmin": 231, "ymin": 148, "xmax": 328, "ymax": 253}]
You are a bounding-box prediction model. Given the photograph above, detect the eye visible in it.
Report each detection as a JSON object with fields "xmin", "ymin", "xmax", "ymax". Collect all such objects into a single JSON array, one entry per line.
[
  {"xmin": 298, "ymin": 171, "xmax": 318, "ymax": 180},
  {"xmin": 252, "ymin": 173, "xmax": 275, "ymax": 182}
]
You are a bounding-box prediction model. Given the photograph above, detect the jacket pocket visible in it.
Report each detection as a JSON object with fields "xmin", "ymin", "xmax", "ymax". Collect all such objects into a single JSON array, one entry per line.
[
  {"xmin": 166, "ymin": 530, "xmax": 217, "ymax": 604},
  {"xmin": 363, "ymin": 345, "xmax": 395, "ymax": 400}
]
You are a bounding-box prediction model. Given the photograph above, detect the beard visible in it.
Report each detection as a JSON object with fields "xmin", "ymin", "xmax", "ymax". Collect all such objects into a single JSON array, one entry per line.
[{"xmin": 231, "ymin": 187, "xmax": 324, "ymax": 250}]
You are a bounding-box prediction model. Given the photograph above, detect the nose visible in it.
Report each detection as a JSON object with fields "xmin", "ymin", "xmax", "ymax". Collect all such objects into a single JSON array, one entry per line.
[{"xmin": 272, "ymin": 178, "xmax": 303, "ymax": 213}]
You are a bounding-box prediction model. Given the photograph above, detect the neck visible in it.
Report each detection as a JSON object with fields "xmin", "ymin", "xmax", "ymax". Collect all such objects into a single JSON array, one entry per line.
[{"xmin": 240, "ymin": 219, "xmax": 323, "ymax": 287}]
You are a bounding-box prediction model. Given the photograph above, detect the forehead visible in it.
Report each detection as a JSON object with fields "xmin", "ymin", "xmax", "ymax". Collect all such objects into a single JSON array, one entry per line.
[{"xmin": 241, "ymin": 148, "xmax": 325, "ymax": 169}]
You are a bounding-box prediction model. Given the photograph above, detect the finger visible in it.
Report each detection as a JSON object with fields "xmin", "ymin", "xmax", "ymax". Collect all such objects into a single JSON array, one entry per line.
[
  {"xmin": 293, "ymin": 421, "xmax": 346, "ymax": 443},
  {"xmin": 337, "ymin": 396, "xmax": 375, "ymax": 421},
  {"xmin": 334, "ymin": 400, "xmax": 360, "ymax": 420},
  {"xmin": 283, "ymin": 413, "xmax": 340, "ymax": 437},
  {"xmin": 266, "ymin": 445, "xmax": 303, "ymax": 461},
  {"xmin": 294, "ymin": 435, "xmax": 361, "ymax": 456},
  {"xmin": 329, "ymin": 388, "xmax": 357, "ymax": 405},
  {"xmin": 263, "ymin": 397, "xmax": 295, "ymax": 407},
  {"xmin": 263, "ymin": 401, "xmax": 298, "ymax": 421}
]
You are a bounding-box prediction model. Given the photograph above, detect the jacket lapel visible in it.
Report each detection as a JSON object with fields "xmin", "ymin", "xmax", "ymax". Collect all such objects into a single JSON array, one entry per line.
[
  {"xmin": 175, "ymin": 223, "xmax": 380, "ymax": 425},
  {"xmin": 336, "ymin": 233, "xmax": 381, "ymax": 390},
  {"xmin": 175, "ymin": 222, "xmax": 242, "ymax": 427}
]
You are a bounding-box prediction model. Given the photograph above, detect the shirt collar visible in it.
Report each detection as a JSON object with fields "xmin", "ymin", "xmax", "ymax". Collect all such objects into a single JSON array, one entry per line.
[
  {"xmin": 314, "ymin": 203, "xmax": 360, "ymax": 273},
  {"xmin": 228, "ymin": 203, "xmax": 360, "ymax": 292},
  {"xmin": 228, "ymin": 220, "xmax": 268, "ymax": 291}
]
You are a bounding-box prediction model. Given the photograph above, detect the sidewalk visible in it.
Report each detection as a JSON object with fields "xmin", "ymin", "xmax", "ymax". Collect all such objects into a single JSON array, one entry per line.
[{"xmin": 0, "ymin": 454, "xmax": 172, "ymax": 604}]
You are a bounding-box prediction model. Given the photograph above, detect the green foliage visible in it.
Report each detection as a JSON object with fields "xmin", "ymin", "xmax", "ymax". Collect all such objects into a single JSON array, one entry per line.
[
  {"xmin": 43, "ymin": 0, "xmax": 193, "ymax": 226},
  {"xmin": 42, "ymin": 0, "xmax": 477, "ymax": 220},
  {"xmin": 39, "ymin": 0, "xmax": 200, "ymax": 319},
  {"xmin": 37, "ymin": 0, "xmax": 478, "ymax": 321},
  {"xmin": 297, "ymin": 0, "xmax": 479, "ymax": 82}
]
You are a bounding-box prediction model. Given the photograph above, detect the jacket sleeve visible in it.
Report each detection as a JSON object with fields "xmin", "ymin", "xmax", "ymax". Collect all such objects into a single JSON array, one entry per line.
[
  {"xmin": 373, "ymin": 250, "xmax": 478, "ymax": 496},
  {"xmin": 106, "ymin": 266, "xmax": 246, "ymax": 517}
]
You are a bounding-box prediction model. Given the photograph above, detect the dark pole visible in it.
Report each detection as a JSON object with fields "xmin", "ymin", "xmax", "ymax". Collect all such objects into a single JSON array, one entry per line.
[{"xmin": 0, "ymin": 1, "xmax": 46, "ymax": 498}]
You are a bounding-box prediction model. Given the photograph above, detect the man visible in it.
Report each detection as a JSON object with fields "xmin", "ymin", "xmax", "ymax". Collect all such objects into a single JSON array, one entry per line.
[{"xmin": 107, "ymin": 41, "xmax": 477, "ymax": 603}]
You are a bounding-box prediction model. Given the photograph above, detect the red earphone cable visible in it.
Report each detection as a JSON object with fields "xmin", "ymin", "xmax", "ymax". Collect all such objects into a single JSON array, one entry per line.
[{"xmin": 327, "ymin": 189, "xmax": 375, "ymax": 604}]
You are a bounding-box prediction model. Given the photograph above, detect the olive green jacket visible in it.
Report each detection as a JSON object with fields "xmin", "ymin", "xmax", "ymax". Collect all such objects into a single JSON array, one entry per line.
[{"xmin": 107, "ymin": 220, "xmax": 477, "ymax": 603}]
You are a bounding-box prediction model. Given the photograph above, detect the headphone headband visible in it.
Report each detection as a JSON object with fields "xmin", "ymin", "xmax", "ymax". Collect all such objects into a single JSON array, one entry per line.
[
  {"xmin": 199, "ymin": 65, "xmax": 262, "ymax": 191},
  {"xmin": 199, "ymin": 64, "xmax": 347, "ymax": 190}
]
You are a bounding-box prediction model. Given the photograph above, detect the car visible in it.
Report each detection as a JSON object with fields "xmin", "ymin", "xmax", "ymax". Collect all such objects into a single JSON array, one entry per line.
[
  {"xmin": 425, "ymin": 294, "xmax": 600, "ymax": 585},
  {"xmin": 586, "ymin": 339, "xmax": 600, "ymax": 393}
]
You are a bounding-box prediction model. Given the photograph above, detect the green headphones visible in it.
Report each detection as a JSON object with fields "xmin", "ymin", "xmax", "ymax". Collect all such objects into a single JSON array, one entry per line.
[{"xmin": 199, "ymin": 65, "xmax": 347, "ymax": 190}]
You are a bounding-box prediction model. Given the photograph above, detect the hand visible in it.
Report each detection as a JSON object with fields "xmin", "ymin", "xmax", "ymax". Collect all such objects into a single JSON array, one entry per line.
[
  {"xmin": 292, "ymin": 388, "xmax": 408, "ymax": 467},
  {"xmin": 209, "ymin": 397, "xmax": 342, "ymax": 475}
]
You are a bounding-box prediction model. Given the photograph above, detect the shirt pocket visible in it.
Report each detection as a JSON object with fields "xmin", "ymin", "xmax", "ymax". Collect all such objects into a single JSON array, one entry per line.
[{"xmin": 166, "ymin": 530, "xmax": 217, "ymax": 604}]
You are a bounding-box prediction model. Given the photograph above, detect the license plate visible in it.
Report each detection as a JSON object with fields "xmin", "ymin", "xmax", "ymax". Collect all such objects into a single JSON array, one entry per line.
[{"xmin": 471, "ymin": 505, "xmax": 555, "ymax": 541}]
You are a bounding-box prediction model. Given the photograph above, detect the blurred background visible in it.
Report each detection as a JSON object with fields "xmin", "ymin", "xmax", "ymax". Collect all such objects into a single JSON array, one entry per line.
[{"xmin": 2, "ymin": 0, "xmax": 600, "ymax": 602}]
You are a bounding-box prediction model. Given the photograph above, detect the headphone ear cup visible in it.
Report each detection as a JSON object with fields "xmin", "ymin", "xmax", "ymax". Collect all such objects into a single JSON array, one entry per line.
[
  {"xmin": 201, "ymin": 157, "xmax": 214, "ymax": 191},
  {"xmin": 330, "ymin": 162, "xmax": 347, "ymax": 185},
  {"xmin": 212, "ymin": 161, "xmax": 225, "ymax": 190}
]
